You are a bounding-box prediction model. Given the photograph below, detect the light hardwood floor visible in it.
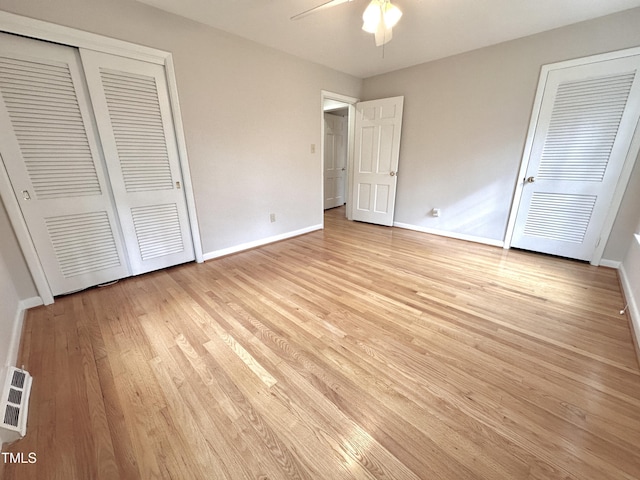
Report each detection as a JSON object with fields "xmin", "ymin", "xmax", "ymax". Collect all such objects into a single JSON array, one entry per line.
[{"xmin": 2, "ymin": 206, "xmax": 640, "ymax": 479}]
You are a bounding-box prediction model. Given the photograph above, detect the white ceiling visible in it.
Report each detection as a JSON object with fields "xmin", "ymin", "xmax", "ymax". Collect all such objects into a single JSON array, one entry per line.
[{"xmin": 136, "ymin": 0, "xmax": 640, "ymax": 78}]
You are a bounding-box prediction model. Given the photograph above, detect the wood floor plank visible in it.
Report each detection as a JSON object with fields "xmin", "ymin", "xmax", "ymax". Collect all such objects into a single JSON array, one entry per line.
[{"xmin": 2, "ymin": 206, "xmax": 640, "ymax": 479}]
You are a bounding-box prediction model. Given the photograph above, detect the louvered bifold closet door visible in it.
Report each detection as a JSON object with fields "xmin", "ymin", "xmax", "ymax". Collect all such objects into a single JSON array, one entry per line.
[
  {"xmin": 79, "ymin": 50, "xmax": 194, "ymax": 275},
  {"xmin": 0, "ymin": 33, "xmax": 130, "ymax": 295},
  {"xmin": 511, "ymin": 54, "xmax": 640, "ymax": 261}
]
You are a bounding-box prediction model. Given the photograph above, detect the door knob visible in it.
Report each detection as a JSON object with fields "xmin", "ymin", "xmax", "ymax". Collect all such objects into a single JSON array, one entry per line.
[
  {"xmin": 22, "ymin": 190, "xmax": 31, "ymax": 200},
  {"xmin": 526, "ymin": 176, "xmax": 535, "ymax": 183},
  {"xmin": 390, "ymin": 171, "xmax": 396, "ymax": 177}
]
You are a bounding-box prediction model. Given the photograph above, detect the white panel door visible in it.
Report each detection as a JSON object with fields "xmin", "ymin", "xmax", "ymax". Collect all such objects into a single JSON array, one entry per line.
[
  {"xmin": 80, "ymin": 50, "xmax": 195, "ymax": 275},
  {"xmin": 511, "ymin": 55, "xmax": 640, "ymax": 261},
  {"xmin": 351, "ymin": 96, "xmax": 404, "ymax": 226},
  {"xmin": 0, "ymin": 33, "xmax": 130, "ymax": 295},
  {"xmin": 324, "ymin": 113, "xmax": 347, "ymax": 209}
]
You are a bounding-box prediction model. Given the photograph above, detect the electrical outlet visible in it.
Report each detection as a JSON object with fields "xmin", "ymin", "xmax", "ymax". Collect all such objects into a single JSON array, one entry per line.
[{"xmin": 270, "ymin": 213, "xmax": 276, "ymax": 223}]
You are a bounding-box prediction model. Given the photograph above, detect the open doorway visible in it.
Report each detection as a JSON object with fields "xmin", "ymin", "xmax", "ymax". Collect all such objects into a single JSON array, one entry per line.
[
  {"xmin": 321, "ymin": 92, "xmax": 406, "ymax": 227},
  {"xmin": 323, "ymin": 105, "xmax": 348, "ymax": 210},
  {"xmin": 321, "ymin": 91, "xmax": 358, "ymax": 223}
]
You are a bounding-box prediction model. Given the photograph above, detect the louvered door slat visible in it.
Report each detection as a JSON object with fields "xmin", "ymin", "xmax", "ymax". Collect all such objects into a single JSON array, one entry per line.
[
  {"xmin": 523, "ymin": 193, "xmax": 597, "ymax": 244},
  {"xmin": 0, "ymin": 56, "xmax": 103, "ymax": 200},
  {"xmin": 0, "ymin": 32, "xmax": 130, "ymax": 295},
  {"xmin": 537, "ymin": 72, "xmax": 634, "ymax": 183},
  {"xmin": 99, "ymin": 68, "xmax": 173, "ymax": 193},
  {"xmin": 511, "ymin": 54, "xmax": 640, "ymax": 261},
  {"xmin": 80, "ymin": 49, "xmax": 194, "ymax": 275},
  {"xmin": 131, "ymin": 204, "xmax": 184, "ymax": 260}
]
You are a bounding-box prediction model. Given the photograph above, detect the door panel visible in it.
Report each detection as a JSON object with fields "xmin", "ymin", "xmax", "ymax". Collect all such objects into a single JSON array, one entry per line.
[
  {"xmin": 351, "ymin": 96, "xmax": 403, "ymax": 226},
  {"xmin": 80, "ymin": 50, "xmax": 195, "ymax": 275},
  {"xmin": 0, "ymin": 33, "xmax": 129, "ymax": 295},
  {"xmin": 511, "ymin": 56, "xmax": 640, "ymax": 260},
  {"xmin": 324, "ymin": 113, "xmax": 347, "ymax": 209}
]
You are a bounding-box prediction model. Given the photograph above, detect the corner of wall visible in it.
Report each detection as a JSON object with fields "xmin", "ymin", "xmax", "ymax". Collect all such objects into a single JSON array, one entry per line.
[
  {"xmin": 5, "ymin": 297, "xmax": 42, "ymax": 369},
  {"xmin": 599, "ymin": 259, "xmax": 622, "ymax": 268},
  {"xmin": 619, "ymin": 234, "xmax": 640, "ymax": 363}
]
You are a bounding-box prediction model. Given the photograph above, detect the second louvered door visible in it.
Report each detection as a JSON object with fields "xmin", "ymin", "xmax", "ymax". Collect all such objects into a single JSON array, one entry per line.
[
  {"xmin": 0, "ymin": 33, "xmax": 130, "ymax": 295},
  {"xmin": 80, "ymin": 50, "xmax": 194, "ymax": 275},
  {"xmin": 511, "ymin": 54, "xmax": 640, "ymax": 261}
]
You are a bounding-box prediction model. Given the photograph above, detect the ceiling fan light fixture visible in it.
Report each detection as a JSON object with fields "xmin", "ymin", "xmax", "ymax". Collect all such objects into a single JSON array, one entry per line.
[
  {"xmin": 362, "ymin": 0, "xmax": 402, "ymax": 44},
  {"xmin": 362, "ymin": 1, "xmax": 381, "ymax": 33},
  {"xmin": 374, "ymin": 24, "xmax": 392, "ymax": 46},
  {"xmin": 382, "ymin": 2, "xmax": 402, "ymax": 29}
]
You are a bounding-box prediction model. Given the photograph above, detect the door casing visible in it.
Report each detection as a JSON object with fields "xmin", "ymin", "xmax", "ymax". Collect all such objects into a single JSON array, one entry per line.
[
  {"xmin": 320, "ymin": 91, "xmax": 358, "ymax": 224},
  {"xmin": 323, "ymin": 112, "xmax": 348, "ymax": 210}
]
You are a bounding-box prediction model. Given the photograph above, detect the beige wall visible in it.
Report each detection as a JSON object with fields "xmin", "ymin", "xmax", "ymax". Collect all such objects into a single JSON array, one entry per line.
[
  {"xmin": 0, "ymin": 201, "xmax": 28, "ymax": 446},
  {"xmin": 0, "ymin": 0, "xmax": 362, "ymax": 257},
  {"xmin": 0, "ymin": 249, "xmax": 18, "ymax": 444},
  {"xmin": 362, "ymin": 8, "xmax": 640, "ymax": 261},
  {"xmin": 0, "ymin": 206, "xmax": 24, "ymax": 361},
  {"xmin": 606, "ymin": 152, "xmax": 640, "ymax": 260},
  {"xmin": 620, "ymin": 217, "xmax": 640, "ymax": 354},
  {"xmin": 0, "ymin": 201, "xmax": 36, "ymax": 299}
]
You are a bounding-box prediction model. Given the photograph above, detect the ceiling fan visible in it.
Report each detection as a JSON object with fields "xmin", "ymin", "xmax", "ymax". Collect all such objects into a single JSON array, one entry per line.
[{"xmin": 291, "ymin": 0, "xmax": 403, "ymax": 47}]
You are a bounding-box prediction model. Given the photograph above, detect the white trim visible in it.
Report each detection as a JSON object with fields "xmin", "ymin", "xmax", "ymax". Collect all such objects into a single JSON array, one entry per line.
[
  {"xmin": 5, "ymin": 297, "xmax": 43, "ymax": 368},
  {"xmin": 394, "ymin": 222, "xmax": 505, "ymax": 248},
  {"xmin": 20, "ymin": 297, "xmax": 44, "ymax": 310},
  {"xmin": 344, "ymin": 103, "xmax": 357, "ymax": 221},
  {"xmin": 203, "ymin": 225, "xmax": 322, "ymax": 260},
  {"xmin": 503, "ymin": 64, "xmax": 549, "ymax": 247},
  {"xmin": 321, "ymin": 91, "xmax": 360, "ymax": 106},
  {"xmin": 0, "ymin": 156, "xmax": 54, "ymax": 305},
  {"xmin": 0, "ymin": 12, "xmax": 204, "ymax": 303},
  {"xmin": 598, "ymin": 259, "xmax": 621, "ymax": 269},
  {"xmin": 321, "ymin": 91, "xmax": 359, "ymax": 223},
  {"xmin": 546, "ymin": 45, "xmax": 640, "ymax": 70},
  {"xmin": 0, "ymin": 11, "xmax": 167, "ymax": 64},
  {"xmin": 504, "ymin": 46, "xmax": 640, "ymax": 266},
  {"xmin": 165, "ymin": 55, "xmax": 204, "ymax": 263}
]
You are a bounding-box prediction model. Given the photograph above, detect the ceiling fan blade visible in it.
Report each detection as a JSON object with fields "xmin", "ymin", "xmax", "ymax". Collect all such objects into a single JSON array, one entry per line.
[
  {"xmin": 374, "ymin": 24, "xmax": 392, "ymax": 47},
  {"xmin": 290, "ymin": 0, "xmax": 353, "ymax": 21}
]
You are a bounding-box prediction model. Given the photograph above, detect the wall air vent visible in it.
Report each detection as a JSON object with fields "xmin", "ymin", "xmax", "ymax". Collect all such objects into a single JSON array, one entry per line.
[{"xmin": 0, "ymin": 367, "xmax": 32, "ymax": 444}]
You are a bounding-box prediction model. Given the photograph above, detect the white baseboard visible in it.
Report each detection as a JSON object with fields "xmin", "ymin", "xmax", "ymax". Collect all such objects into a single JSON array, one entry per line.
[
  {"xmin": 599, "ymin": 259, "xmax": 622, "ymax": 269},
  {"xmin": 393, "ymin": 222, "xmax": 505, "ymax": 248},
  {"xmin": 203, "ymin": 225, "xmax": 323, "ymax": 260},
  {"xmin": 6, "ymin": 297, "xmax": 43, "ymax": 368}
]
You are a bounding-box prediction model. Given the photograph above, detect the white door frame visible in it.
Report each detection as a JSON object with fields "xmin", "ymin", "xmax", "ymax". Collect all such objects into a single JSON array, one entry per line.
[
  {"xmin": 504, "ymin": 46, "xmax": 640, "ymax": 266},
  {"xmin": 323, "ymin": 111, "xmax": 348, "ymax": 210},
  {"xmin": 321, "ymin": 91, "xmax": 358, "ymax": 224},
  {"xmin": 0, "ymin": 11, "xmax": 204, "ymax": 304}
]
